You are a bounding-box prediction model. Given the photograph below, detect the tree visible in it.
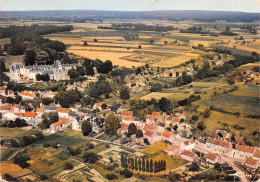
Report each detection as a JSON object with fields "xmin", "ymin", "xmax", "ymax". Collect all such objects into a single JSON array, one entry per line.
[
  {"xmin": 83, "ymin": 41, "xmax": 88, "ymax": 46},
  {"xmin": 197, "ymin": 121, "xmax": 206, "ymax": 130},
  {"xmin": 138, "ymin": 45, "xmax": 142, "ymax": 49},
  {"xmin": 14, "ymin": 155, "xmax": 30, "ymax": 168},
  {"xmin": 105, "ymin": 114, "xmax": 120, "ymax": 135},
  {"xmin": 121, "ymin": 154, "xmax": 125, "ymax": 167},
  {"xmin": 136, "ymin": 129, "xmax": 143, "ymax": 138},
  {"xmin": 120, "ymin": 87, "xmax": 130, "ymax": 100},
  {"xmin": 138, "ymin": 158, "xmax": 141, "ymax": 171},
  {"xmin": 24, "ymin": 49, "xmax": 36, "ymax": 66},
  {"xmin": 101, "ymin": 103, "xmax": 107, "ymax": 110},
  {"xmin": 158, "ymin": 97, "xmax": 172, "ymax": 113},
  {"xmin": 64, "ymin": 162, "xmax": 74, "ymax": 170},
  {"xmin": 154, "ymin": 161, "xmax": 157, "ymax": 173},
  {"xmin": 173, "ymin": 125, "xmax": 178, "ymax": 132},
  {"xmin": 142, "ymin": 157, "xmax": 145, "ymax": 172},
  {"xmin": 226, "ymin": 75, "xmax": 235, "ymax": 85},
  {"xmin": 169, "ymin": 171, "xmax": 181, "ymax": 182},
  {"xmin": 150, "ymin": 159, "xmax": 153, "ymax": 173},
  {"xmin": 146, "ymin": 159, "xmax": 149, "ymax": 172},
  {"xmin": 189, "ymin": 162, "xmax": 200, "ymax": 171},
  {"xmin": 81, "ymin": 120, "xmax": 92, "ymax": 136},
  {"xmin": 134, "ymin": 158, "xmax": 138, "ymax": 171},
  {"xmin": 150, "ymin": 39, "xmax": 154, "ymax": 44},
  {"xmin": 94, "ymin": 38, "xmax": 98, "ymax": 42},
  {"xmin": 128, "ymin": 123, "xmax": 137, "ymax": 136},
  {"xmin": 0, "ymin": 58, "xmax": 6, "ymax": 72},
  {"xmin": 164, "ymin": 41, "xmax": 168, "ymax": 45},
  {"xmin": 82, "ymin": 152, "xmax": 100, "ymax": 164},
  {"xmin": 203, "ymin": 108, "xmax": 211, "ymax": 118},
  {"xmin": 42, "ymin": 98, "xmax": 53, "ymax": 106}
]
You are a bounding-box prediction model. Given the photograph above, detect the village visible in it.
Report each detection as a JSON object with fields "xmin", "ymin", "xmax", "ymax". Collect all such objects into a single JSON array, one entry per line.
[{"xmin": 0, "ymin": 54, "xmax": 259, "ymax": 181}]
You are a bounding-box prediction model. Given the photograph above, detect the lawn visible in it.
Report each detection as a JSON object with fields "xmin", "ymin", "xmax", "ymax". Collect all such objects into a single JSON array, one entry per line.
[
  {"xmin": 151, "ymin": 152, "xmax": 187, "ymax": 171},
  {"xmin": 33, "ymin": 133, "xmax": 86, "ymax": 148},
  {"xmin": 143, "ymin": 141, "xmax": 167, "ymax": 155}
]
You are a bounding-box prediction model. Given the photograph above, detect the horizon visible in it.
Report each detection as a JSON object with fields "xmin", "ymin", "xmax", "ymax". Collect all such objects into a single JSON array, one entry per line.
[{"xmin": 0, "ymin": 0, "xmax": 260, "ymax": 13}]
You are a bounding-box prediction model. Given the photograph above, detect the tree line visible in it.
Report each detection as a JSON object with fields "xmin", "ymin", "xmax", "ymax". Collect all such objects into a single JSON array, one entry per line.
[{"xmin": 121, "ymin": 154, "xmax": 166, "ymax": 173}]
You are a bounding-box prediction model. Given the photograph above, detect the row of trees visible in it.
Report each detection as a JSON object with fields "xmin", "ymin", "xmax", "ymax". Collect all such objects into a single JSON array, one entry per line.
[
  {"xmin": 36, "ymin": 74, "xmax": 50, "ymax": 82},
  {"xmin": 98, "ymin": 23, "xmax": 177, "ymax": 32},
  {"xmin": 0, "ymin": 118, "xmax": 28, "ymax": 128},
  {"xmin": 121, "ymin": 154, "xmax": 166, "ymax": 173}
]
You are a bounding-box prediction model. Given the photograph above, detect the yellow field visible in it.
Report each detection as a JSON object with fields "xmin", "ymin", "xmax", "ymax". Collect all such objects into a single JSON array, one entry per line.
[
  {"xmin": 44, "ymin": 36, "xmax": 82, "ymax": 45},
  {"xmin": 151, "ymin": 53, "xmax": 200, "ymax": 68},
  {"xmin": 71, "ymin": 29, "xmax": 87, "ymax": 32},
  {"xmin": 67, "ymin": 49, "xmax": 145, "ymax": 68},
  {"xmin": 162, "ymin": 45, "xmax": 191, "ymax": 50},
  {"xmin": 0, "ymin": 162, "xmax": 23, "ymax": 176},
  {"xmin": 82, "ymin": 36, "xmax": 124, "ymax": 41},
  {"xmin": 141, "ymin": 92, "xmax": 173, "ymax": 100},
  {"xmin": 68, "ymin": 45, "xmax": 135, "ymax": 52},
  {"xmin": 143, "ymin": 141, "xmax": 167, "ymax": 155}
]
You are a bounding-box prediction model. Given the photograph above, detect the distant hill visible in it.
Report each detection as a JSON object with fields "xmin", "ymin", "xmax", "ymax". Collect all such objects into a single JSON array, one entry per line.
[{"xmin": 0, "ymin": 10, "xmax": 259, "ymax": 22}]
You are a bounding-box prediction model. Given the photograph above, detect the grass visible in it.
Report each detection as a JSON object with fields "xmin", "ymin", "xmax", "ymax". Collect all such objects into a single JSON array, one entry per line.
[
  {"xmin": 33, "ymin": 133, "xmax": 86, "ymax": 148},
  {"xmin": 40, "ymin": 158, "xmax": 80, "ymax": 176},
  {"xmin": 143, "ymin": 141, "xmax": 167, "ymax": 155},
  {"xmin": 92, "ymin": 163, "xmax": 124, "ymax": 182}
]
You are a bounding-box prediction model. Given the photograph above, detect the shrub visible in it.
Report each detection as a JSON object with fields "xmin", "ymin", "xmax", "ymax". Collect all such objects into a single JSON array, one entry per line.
[
  {"xmin": 106, "ymin": 174, "xmax": 118, "ymax": 180},
  {"xmin": 43, "ymin": 143, "xmax": 51, "ymax": 147},
  {"xmin": 64, "ymin": 162, "xmax": 74, "ymax": 170},
  {"xmin": 120, "ymin": 169, "xmax": 133, "ymax": 178}
]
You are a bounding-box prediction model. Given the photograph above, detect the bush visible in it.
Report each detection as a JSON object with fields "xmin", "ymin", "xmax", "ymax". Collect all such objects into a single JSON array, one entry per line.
[
  {"xmin": 43, "ymin": 143, "xmax": 51, "ymax": 147},
  {"xmin": 64, "ymin": 162, "xmax": 74, "ymax": 170},
  {"xmin": 106, "ymin": 174, "xmax": 118, "ymax": 180},
  {"xmin": 82, "ymin": 152, "xmax": 100, "ymax": 164},
  {"xmin": 105, "ymin": 143, "xmax": 110, "ymax": 148},
  {"xmin": 40, "ymin": 175, "xmax": 48, "ymax": 180},
  {"xmin": 120, "ymin": 169, "xmax": 133, "ymax": 178}
]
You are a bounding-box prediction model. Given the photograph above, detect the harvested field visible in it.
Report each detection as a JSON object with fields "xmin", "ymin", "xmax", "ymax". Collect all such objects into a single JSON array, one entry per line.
[
  {"xmin": 151, "ymin": 53, "xmax": 200, "ymax": 68},
  {"xmin": 68, "ymin": 45, "xmax": 135, "ymax": 52},
  {"xmin": 0, "ymin": 162, "xmax": 23, "ymax": 176},
  {"xmin": 67, "ymin": 49, "xmax": 144, "ymax": 68},
  {"xmin": 143, "ymin": 141, "xmax": 167, "ymax": 155}
]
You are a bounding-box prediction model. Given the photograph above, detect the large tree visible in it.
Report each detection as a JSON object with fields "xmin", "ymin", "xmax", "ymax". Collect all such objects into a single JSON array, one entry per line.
[
  {"xmin": 136, "ymin": 129, "xmax": 143, "ymax": 138},
  {"xmin": 81, "ymin": 120, "xmax": 92, "ymax": 136},
  {"xmin": 104, "ymin": 114, "xmax": 120, "ymax": 135},
  {"xmin": 128, "ymin": 123, "xmax": 137, "ymax": 136},
  {"xmin": 120, "ymin": 87, "xmax": 130, "ymax": 100}
]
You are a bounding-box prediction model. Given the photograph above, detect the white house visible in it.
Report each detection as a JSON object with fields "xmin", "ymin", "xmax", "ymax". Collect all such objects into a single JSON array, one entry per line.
[
  {"xmin": 206, "ymin": 152, "xmax": 220, "ymax": 165},
  {"xmin": 180, "ymin": 150, "xmax": 198, "ymax": 162},
  {"xmin": 57, "ymin": 108, "xmax": 70, "ymax": 118}
]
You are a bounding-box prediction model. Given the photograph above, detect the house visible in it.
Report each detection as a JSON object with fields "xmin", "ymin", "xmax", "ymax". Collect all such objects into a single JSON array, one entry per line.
[
  {"xmin": 0, "ymin": 104, "xmax": 13, "ymax": 114},
  {"xmin": 13, "ymin": 104, "xmax": 25, "ymax": 113},
  {"xmin": 23, "ymin": 112, "xmax": 36, "ymax": 125},
  {"xmin": 144, "ymin": 130, "xmax": 159, "ymax": 144},
  {"xmin": 121, "ymin": 110, "xmax": 133, "ymax": 117},
  {"xmin": 236, "ymin": 137, "xmax": 245, "ymax": 146},
  {"xmin": 172, "ymin": 116, "xmax": 180, "ymax": 125},
  {"xmin": 118, "ymin": 123, "xmax": 129, "ymax": 135},
  {"xmin": 45, "ymin": 106, "xmax": 57, "ymax": 113},
  {"xmin": 122, "ymin": 116, "xmax": 135, "ymax": 125},
  {"xmin": 157, "ymin": 122, "xmax": 165, "ymax": 132},
  {"xmin": 233, "ymin": 145, "xmax": 255, "ymax": 159},
  {"xmin": 49, "ymin": 121, "xmax": 63, "ymax": 133},
  {"xmin": 143, "ymin": 125, "xmax": 157, "ymax": 133},
  {"xmin": 36, "ymin": 107, "xmax": 45, "ymax": 122},
  {"xmin": 2, "ymin": 113, "xmax": 18, "ymax": 121},
  {"xmin": 162, "ymin": 130, "xmax": 175, "ymax": 143},
  {"xmin": 180, "ymin": 150, "xmax": 198, "ymax": 162},
  {"xmin": 57, "ymin": 108, "xmax": 70, "ymax": 118},
  {"xmin": 163, "ymin": 145, "xmax": 179, "ymax": 155},
  {"xmin": 194, "ymin": 138, "xmax": 208, "ymax": 154},
  {"xmin": 179, "ymin": 111, "xmax": 188, "ymax": 120},
  {"xmin": 93, "ymin": 102, "xmax": 105, "ymax": 110},
  {"xmin": 253, "ymin": 150, "xmax": 260, "ymax": 162},
  {"xmin": 72, "ymin": 118, "xmax": 82, "ymax": 131},
  {"xmin": 206, "ymin": 138, "xmax": 233, "ymax": 155},
  {"xmin": 245, "ymin": 157, "xmax": 259, "ymax": 170},
  {"xmin": 206, "ymin": 152, "xmax": 220, "ymax": 164},
  {"xmin": 20, "ymin": 91, "xmax": 35, "ymax": 100},
  {"xmin": 180, "ymin": 140, "xmax": 195, "ymax": 152}
]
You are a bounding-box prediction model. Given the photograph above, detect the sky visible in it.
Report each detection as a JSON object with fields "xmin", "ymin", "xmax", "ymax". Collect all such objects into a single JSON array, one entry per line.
[{"xmin": 0, "ymin": 0, "xmax": 259, "ymax": 13}]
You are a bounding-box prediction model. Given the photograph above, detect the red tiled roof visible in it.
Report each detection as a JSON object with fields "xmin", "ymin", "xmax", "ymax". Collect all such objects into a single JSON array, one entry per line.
[
  {"xmin": 143, "ymin": 125, "xmax": 157, "ymax": 132},
  {"xmin": 245, "ymin": 157, "xmax": 258, "ymax": 166},
  {"xmin": 144, "ymin": 130, "xmax": 154, "ymax": 137},
  {"xmin": 95, "ymin": 102, "xmax": 105, "ymax": 107},
  {"xmin": 172, "ymin": 117, "xmax": 180, "ymax": 122},
  {"xmin": 162, "ymin": 131, "xmax": 172, "ymax": 138},
  {"xmin": 53, "ymin": 121, "xmax": 62, "ymax": 127},
  {"xmin": 123, "ymin": 116, "xmax": 135, "ymax": 121},
  {"xmin": 122, "ymin": 110, "xmax": 133, "ymax": 116},
  {"xmin": 206, "ymin": 152, "xmax": 218, "ymax": 161},
  {"xmin": 182, "ymin": 150, "xmax": 196, "ymax": 158},
  {"xmin": 253, "ymin": 150, "xmax": 260, "ymax": 158},
  {"xmin": 182, "ymin": 111, "xmax": 188, "ymax": 117},
  {"xmin": 184, "ymin": 140, "xmax": 194, "ymax": 146},
  {"xmin": 20, "ymin": 91, "xmax": 34, "ymax": 97},
  {"xmin": 58, "ymin": 108, "xmax": 70, "ymax": 113},
  {"xmin": 14, "ymin": 113, "xmax": 25, "ymax": 117},
  {"xmin": 206, "ymin": 138, "xmax": 231, "ymax": 148},
  {"xmin": 235, "ymin": 145, "xmax": 255, "ymax": 153},
  {"xmin": 0, "ymin": 104, "xmax": 11, "ymax": 110},
  {"xmin": 59, "ymin": 117, "xmax": 68, "ymax": 124},
  {"xmin": 49, "ymin": 103, "xmax": 56, "ymax": 107},
  {"xmin": 152, "ymin": 112, "xmax": 160, "ymax": 117},
  {"xmin": 25, "ymin": 112, "xmax": 36, "ymax": 117}
]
